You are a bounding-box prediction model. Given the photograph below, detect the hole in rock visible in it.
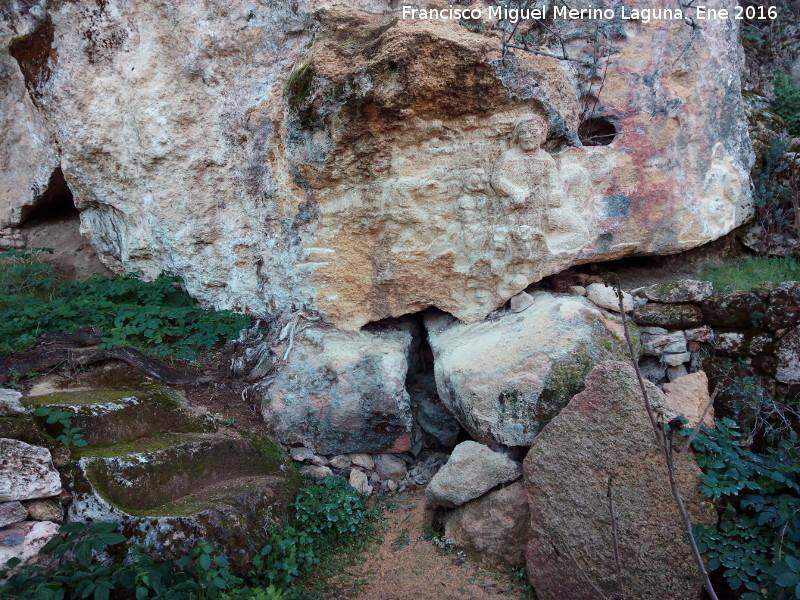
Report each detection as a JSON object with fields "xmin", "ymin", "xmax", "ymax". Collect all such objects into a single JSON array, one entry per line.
[
  {"xmin": 19, "ymin": 168, "xmax": 111, "ymax": 280},
  {"xmin": 578, "ymin": 116, "xmax": 617, "ymax": 146}
]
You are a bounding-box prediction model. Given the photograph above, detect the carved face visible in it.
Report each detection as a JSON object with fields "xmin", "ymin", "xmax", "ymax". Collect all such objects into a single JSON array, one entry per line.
[{"xmin": 515, "ymin": 119, "xmax": 547, "ymax": 152}]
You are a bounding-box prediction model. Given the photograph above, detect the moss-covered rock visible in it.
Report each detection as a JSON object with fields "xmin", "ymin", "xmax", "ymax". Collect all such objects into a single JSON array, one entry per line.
[{"xmin": 631, "ymin": 303, "xmax": 703, "ymax": 329}]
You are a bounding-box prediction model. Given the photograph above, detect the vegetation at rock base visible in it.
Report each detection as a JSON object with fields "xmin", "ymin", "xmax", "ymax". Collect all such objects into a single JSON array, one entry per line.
[
  {"xmin": 0, "ymin": 476, "xmax": 380, "ymax": 600},
  {"xmin": 702, "ymin": 255, "xmax": 800, "ymax": 292},
  {"xmin": 689, "ymin": 419, "xmax": 800, "ymax": 599},
  {"xmin": 773, "ymin": 69, "xmax": 800, "ymax": 136},
  {"xmin": 0, "ymin": 248, "xmax": 252, "ymax": 359}
]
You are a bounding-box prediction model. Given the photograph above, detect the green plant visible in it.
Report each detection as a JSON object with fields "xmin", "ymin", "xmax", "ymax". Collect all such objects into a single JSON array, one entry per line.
[
  {"xmin": 0, "ymin": 251, "xmax": 253, "ymax": 358},
  {"xmin": 690, "ymin": 418, "xmax": 800, "ymax": 599},
  {"xmin": 703, "ymin": 256, "xmax": 800, "ymax": 292},
  {"xmin": 750, "ymin": 135, "xmax": 798, "ymax": 240},
  {"xmin": 33, "ymin": 405, "xmax": 88, "ymax": 447},
  {"xmin": 774, "ymin": 69, "xmax": 800, "ymax": 136},
  {"xmin": 391, "ymin": 529, "xmax": 410, "ymax": 550}
]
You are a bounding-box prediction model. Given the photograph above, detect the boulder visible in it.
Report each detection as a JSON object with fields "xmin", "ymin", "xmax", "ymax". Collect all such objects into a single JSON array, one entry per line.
[
  {"xmin": 443, "ymin": 481, "xmax": 529, "ymax": 567},
  {"xmin": 524, "ymin": 361, "xmax": 715, "ymax": 600},
  {"xmin": 585, "ymin": 283, "xmax": 634, "ymax": 313},
  {"xmin": 0, "ymin": 389, "xmax": 24, "ymax": 417},
  {"xmin": 298, "ymin": 465, "xmax": 333, "ymax": 480},
  {"xmin": 715, "ymin": 330, "xmax": 774, "ymax": 357},
  {"xmin": 373, "ymin": 454, "xmax": 407, "ymax": 481},
  {"xmin": 0, "ymin": 439, "xmax": 61, "ymax": 502},
  {"xmin": 662, "ymin": 371, "xmax": 715, "ymax": 428},
  {"xmin": 638, "ymin": 280, "xmax": 714, "ymax": 303},
  {"xmin": 349, "ymin": 453, "xmax": 374, "ymax": 470},
  {"xmin": 328, "ymin": 455, "xmax": 351, "ymax": 470},
  {"xmin": 0, "ymin": 501, "xmax": 28, "ymax": 528},
  {"xmin": 702, "ymin": 292, "xmax": 766, "ymax": 328},
  {"xmin": 764, "ymin": 282, "xmax": 800, "ymax": 330},
  {"xmin": 776, "ymin": 325, "xmax": 800, "ymax": 384},
  {"xmin": 5, "ymin": 0, "xmax": 751, "ymax": 329},
  {"xmin": 0, "ymin": 521, "xmax": 60, "ymax": 569},
  {"xmin": 425, "ymin": 292, "xmax": 638, "ymax": 446},
  {"xmin": 425, "ymin": 441, "xmax": 522, "ymax": 508},
  {"xmin": 23, "ymin": 499, "xmax": 64, "ymax": 523},
  {"xmin": 261, "ymin": 325, "xmax": 413, "ymax": 455},
  {"xmin": 631, "ymin": 303, "xmax": 703, "ymax": 329}
]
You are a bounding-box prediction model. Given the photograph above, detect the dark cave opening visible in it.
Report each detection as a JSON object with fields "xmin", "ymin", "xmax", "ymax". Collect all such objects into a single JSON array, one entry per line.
[
  {"xmin": 578, "ymin": 116, "xmax": 617, "ymax": 146},
  {"xmin": 20, "ymin": 168, "xmax": 78, "ymax": 225}
]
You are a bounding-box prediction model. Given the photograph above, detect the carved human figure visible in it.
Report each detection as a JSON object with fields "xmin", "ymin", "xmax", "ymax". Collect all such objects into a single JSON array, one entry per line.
[
  {"xmin": 491, "ymin": 116, "xmax": 588, "ymax": 257},
  {"xmin": 699, "ymin": 142, "xmax": 742, "ymax": 236}
]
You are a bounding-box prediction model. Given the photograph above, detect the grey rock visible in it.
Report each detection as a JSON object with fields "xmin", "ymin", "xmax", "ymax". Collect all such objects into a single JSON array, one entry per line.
[
  {"xmin": 0, "ymin": 502, "xmax": 28, "ymax": 528},
  {"xmin": 0, "ymin": 439, "xmax": 61, "ymax": 502},
  {"xmin": 348, "ymin": 469, "xmax": 372, "ymax": 496},
  {"xmin": 328, "ymin": 455, "xmax": 351, "ymax": 470},
  {"xmin": 23, "ymin": 499, "xmax": 64, "ymax": 523},
  {"xmin": 632, "ymin": 303, "xmax": 703, "ymax": 329},
  {"xmin": 443, "ymin": 481, "xmax": 529, "ymax": 567},
  {"xmin": 667, "ymin": 365, "xmax": 689, "ymax": 381},
  {"xmin": 638, "ymin": 280, "xmax": 714, "ymax": 303},
  {"xmin": 664, "ymin": 352, "xmax": 691, "ymax": 366},
  {"xmin": 639, "ymin": 357, "xmax": 667, "ymax": 384},
  {"xmin": 373, "ymin": 454, "xmax": 407, "ymax": 481},
  {"xmin": 349, "ymin": 453, "xmax": 374, "ymax": 470},
  {"xmin": 0, "ymin": 389, "xmax": 24, "ymax": 416},
  {"xmin": 289, "ymin": 447, "xmax": 315, "ymax": 463},
  {"xmin": 776, "ymin": 325, "xmax": 800, "ymax": 384},
  {"xmin": 642, "ymin": 330, "xmax": 687, "ymax": 356},
  {"xmin": 418, "ymin": 397, "xmax": 461, "ymax": 447},
  {"xmin": 298, "ymin": 465, "xmax": 333, "ymax": 480},
  {"xmin": 586, "ymin": 283, "xmax": 634, "ymax": 312},
  {"xmin": 0, "ymin": 521, "xmax": 60, "ymax": 569},
  {"xmin": 425, "ymin": 441, "xmax": 522, "ymax": 508},
  {"xmin": 702, "ymin": 292, "xmax": 765, "ymax": 328},
  {"xmin": 685, "ymin": 325, "xmax": 714, "ymax": 343},
  {"xmin": 509, "ymin": 291, "xmax": 535, "ymax": 313}
]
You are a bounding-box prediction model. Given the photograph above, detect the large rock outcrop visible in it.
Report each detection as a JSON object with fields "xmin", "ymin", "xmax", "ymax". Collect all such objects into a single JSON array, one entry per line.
[
  {"xmin": 425, "ymin": 292, "xmax": 639, "ymax": 446},
  {"xmin": 0, "ymin": 0, "xmax": 59, "ymax": 228},
  {"xmin": 1, "ymin": 0, "xmax": 752, "ymax": 328},
  {"xmin": 523, "ymin": 361, "xmax": 715, "ymax": 600}
]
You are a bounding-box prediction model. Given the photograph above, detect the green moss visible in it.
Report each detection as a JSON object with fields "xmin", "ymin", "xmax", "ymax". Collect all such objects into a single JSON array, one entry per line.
[
  {"xmin": 73, "ymin": 432, "xmax": 196, "ymax": 459},
  {"xmin": 284, "ymin": 55, "xmax": 317, "ymax": 127},
  {"xmin": 537, "ymin": 351, "xmax": 595, "ymax": 426},
  {"xmin": 0, "ymin": 415, "xmax": 55, "ymax": 447}
]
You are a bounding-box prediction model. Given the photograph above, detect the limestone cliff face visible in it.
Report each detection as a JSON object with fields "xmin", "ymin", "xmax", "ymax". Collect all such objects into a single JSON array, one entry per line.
[{"xmin": 2, "ymin": 0, "xmax": 752, "ymax": 327}]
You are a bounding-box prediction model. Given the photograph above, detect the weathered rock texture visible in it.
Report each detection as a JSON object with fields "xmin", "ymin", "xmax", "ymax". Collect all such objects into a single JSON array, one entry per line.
[
  {"xmin": 442, "ymin": 481, "xmax": 530, "ymax": 567},
  {"xmin": 260, "ymin": 324, "xmax": 413, "ymax": 455},
  {"xmin": 0, "ymin": 0, "xmax": 59, "ymax": 228},
  {"xmin": 1, "ymin": 0, "xmax": 752, "ymax": 329},
  {"xmin": 0, "ymin": 439, "xmax": 61, "ymax": 502},
  {"xmin": 0, "ymin": 520, "xmax": 60, "ymax": 568},
  {"xmin": 523, "ymin": 361, "xmax": 715, "ymax": 600},
  {"xmin": 425, "ymin": 292, "xmax": 638, "ymax": 446}
]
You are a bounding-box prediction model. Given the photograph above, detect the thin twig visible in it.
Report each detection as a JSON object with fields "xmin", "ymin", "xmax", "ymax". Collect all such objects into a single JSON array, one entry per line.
[
  {"xmin": 606, "ymin": 273, "xmax": 719, "ymax": 600},
  {"xmin": 678, "ymin": 388, "xmax": 718, "ymax": 459}
]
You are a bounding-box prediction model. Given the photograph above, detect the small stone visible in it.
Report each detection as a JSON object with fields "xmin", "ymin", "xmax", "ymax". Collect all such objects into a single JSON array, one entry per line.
[
  {"xmin": 586, "ymin": 283, "xmax": 634, "ymax": 313},
  {"xmin": 642, "ymin": 330, "xmax": 687, "ymax": 356},
  {"xmin": 23, "ymin": 499, "xmax": 64, "ymax": 523},
  {"xmin": 299, "ymin": 465, "xmax": 333, "ymax": 479},
  {"xmin": 687, "ymin": 341, "xmax": 701, "ymax": 352},
  {"xmin": 348, "ymin": 469, "xmax": 372, "ymax": 496},
  {"xmin": 328, "ymin": 455, "xmax": 351, "ymax": 470},
  {"xmin": 568, "ymin": 285, "xmax": 586, "ymax": 296},
  {"xmin": 0, "ymin": 390, "xmax": 24, "ymax": 417},
  {"xmin": 373, "ymin": 454, "xmax": 407, "ymax": 481},
  {"xmin": 369, "ymin": 472, "xmax": 381, "ymax": 485},
  {"xmin": 310, "ymin": 455, "xmax": 329, "ymax": 467},
  {"xmin": 425, "ymin": 441, "xmax": 522, "ymax": 508},
  {"xmin": 386, "ymin": 479, "xmax": 398, "ymax": 493},
  {"xmin": 509, "ymin": 291, "xmax": 534, "ymax": 313},
  {"xmin": 350, "ymin": 453, "xmax": 374, "ymax": 470},
  {"xmin": 664, "ymin": 352, "xmax": 690, "ymax": 366},
  {"xmin": 639, "ymin": 280, "xmax": 714, "ymax": 303},
  {"xmin": 685, "ymin": 326, "xmax": 714, "ymax": 343},
  {"xmin": 289, "ymin": 447, "xmax": 315, "ymax": 462},
  {"xmin": 639, "ymin": 357, "xmax": 667, "ymax": 384},
  {"xmin": 0, "ymin": 502, "xmax": 28, "ymax": 528},
  {"xmin": 667, "ymin": 365, "xmax": 689, "ymax": 381}
]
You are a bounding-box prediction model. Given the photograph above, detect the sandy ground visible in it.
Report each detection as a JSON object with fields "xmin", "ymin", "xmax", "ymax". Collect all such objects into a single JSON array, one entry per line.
[{"xmin": 326, "ymin": 491, "xmax": 532, "ymax": 600}]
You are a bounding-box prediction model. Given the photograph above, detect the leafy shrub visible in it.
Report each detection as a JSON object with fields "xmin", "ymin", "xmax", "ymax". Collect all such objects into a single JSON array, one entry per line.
[
  {"xmin": 774, "ymin": 69, "xmax": 800, "ymax": 136},
  {"xmin": 750, "ymin": 135, "xmax": 798, "ymax": 241},
  {"xmin": 691, "ymin": 418, "xmax": 800, "ymax": 599},
  {"xmin": 33, "ymin": 406, "xmax": 88, "ymax": 447},
  {"xmin": 292, "ymin": 476, "xmax": 367, "ymax": 539},
  {"xmin": 0, "ymin": 249, "xmax": 252, "ymax": 359},
  {"xmin": 703, "ymin": 255, "xmax": 800, "ymax": 292}
]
